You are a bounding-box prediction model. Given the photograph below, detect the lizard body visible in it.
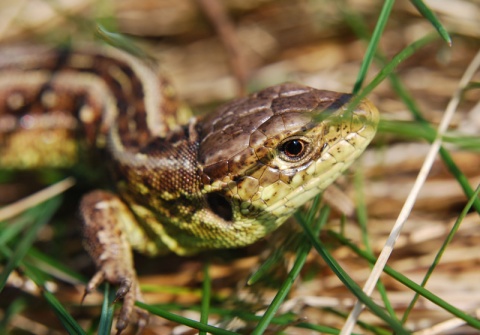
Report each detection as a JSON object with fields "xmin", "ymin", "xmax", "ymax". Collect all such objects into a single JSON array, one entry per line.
[{"xmin": 0, "ymin": 45, "xmax": 378, "ymax": 332}]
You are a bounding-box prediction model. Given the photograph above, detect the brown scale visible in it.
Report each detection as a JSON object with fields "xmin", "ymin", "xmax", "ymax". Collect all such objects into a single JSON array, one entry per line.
[
  {"xmin": 0, "ymin": 46, "xmax": 379, "ymax": 333},
  {"xmin": 64, "ymin": 53, "xmax": 151, "ymax": 149},
  {"xmin": 0, "ymin": 46, "xmax": 177, "ymax": 168}
]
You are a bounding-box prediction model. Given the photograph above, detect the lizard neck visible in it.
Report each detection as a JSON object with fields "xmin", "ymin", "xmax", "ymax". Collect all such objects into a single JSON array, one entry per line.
[{"xmin": 111, "ymin": 121, "xmax": 203, "ymax": 205}]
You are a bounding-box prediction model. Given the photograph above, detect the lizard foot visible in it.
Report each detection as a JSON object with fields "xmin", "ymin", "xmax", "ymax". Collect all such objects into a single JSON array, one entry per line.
[
  {"xmin": 83, "ymin": 269, "xmax": 148, "ymax": 334},
  {"xmin": 80, "ymin": 190, "xmax": 149, "ymax": 333}
]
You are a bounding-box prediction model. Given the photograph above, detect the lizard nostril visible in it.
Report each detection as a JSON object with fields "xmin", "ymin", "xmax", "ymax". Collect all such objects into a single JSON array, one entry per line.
[{"xmin": 206, "ymin": 192, "xmax": 233, "ymax": 222}]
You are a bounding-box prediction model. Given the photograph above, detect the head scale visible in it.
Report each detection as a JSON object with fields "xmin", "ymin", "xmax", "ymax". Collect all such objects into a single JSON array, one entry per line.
[{"xmin": 197, "ymin": 83, "xmax": 378, "ymax": 244}]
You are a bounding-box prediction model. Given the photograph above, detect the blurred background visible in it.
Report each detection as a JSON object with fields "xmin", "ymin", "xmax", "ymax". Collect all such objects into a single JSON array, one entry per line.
[{"xmin": 0, "ymin": 0, "xmax": 479, "ymax": 334}]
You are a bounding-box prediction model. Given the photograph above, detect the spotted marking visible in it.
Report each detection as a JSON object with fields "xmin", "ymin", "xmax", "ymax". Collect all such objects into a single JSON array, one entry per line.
[
  {"xmin": 6, "ymin": 92, "xmax": 26, "ymax": 110},
  {"xmin": 79, "ymin": 104, "xmax": 97, "ymax": 124},
  {"xmin": 41, "ymin": 90, "xmax": 57, "ymax": 108}
]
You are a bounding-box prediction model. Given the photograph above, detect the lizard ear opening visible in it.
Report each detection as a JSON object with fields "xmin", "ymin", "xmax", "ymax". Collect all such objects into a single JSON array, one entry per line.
[{"xmin": 206, "ymin": 192, "xmax": 233, "ymax": 222}]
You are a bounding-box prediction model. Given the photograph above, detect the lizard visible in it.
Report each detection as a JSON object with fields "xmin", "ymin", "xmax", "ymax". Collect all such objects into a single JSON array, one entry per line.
[{"xmin": 0, "ymin": 44, "xmax": 379, "ymax": 333}]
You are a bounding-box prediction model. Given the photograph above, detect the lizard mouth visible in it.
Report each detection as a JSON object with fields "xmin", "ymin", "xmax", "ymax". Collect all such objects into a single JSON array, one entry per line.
[
  {"xmin": 201, "ymin": 92, "xmax": 379, "ymax": 227},
  {"xmin": 263, "ymin": 98, "xmax": 379, "ymax": 217}
]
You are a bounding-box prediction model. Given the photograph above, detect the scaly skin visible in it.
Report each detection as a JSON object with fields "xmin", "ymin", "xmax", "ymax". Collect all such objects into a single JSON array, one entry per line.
[{"xmin": 0, "ymin": 45, "xmax": 378, "ymax": 333}]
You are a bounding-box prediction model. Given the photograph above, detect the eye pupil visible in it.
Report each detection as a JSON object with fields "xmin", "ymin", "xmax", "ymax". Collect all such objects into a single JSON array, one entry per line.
[{"xmin": 283, "ymin": 139, "xmax": 304, "ymax": 157}]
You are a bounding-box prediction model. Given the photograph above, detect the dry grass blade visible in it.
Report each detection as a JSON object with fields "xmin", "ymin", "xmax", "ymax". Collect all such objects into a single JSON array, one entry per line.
[
  {"xmin": 1, "ymin": 1, "xmax": 479, "ymax": 334},
  {"xmin": 196, "ymin": 0, "xmax": 249, "ymax": 96},
  {"xmin": 413, "ymin": 315, "xmax": 471, "ymax": 335},
  {"xmin": 341, "ymin": 48, "xmax": 480, "ymax": 335},
  {"xmin": 0, "ymin": 177, "xmax": 75, "ymax": 221}
]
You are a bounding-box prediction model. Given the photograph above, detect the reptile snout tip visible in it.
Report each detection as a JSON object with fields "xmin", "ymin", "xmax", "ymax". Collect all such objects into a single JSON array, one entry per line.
[{"xmin": 355, "ymin": 98, "xmax": 380, "ymax": 125}]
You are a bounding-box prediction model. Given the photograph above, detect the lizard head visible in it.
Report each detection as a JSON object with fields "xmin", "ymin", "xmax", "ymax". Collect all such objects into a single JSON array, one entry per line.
[{"xmin": 197, "ymin": 83, "xmax": 378, "ymax": 247}]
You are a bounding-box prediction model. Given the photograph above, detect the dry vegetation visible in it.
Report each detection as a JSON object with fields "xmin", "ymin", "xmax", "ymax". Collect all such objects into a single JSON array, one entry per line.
[{"xmin": 0, "ymin": 0, "xmax": 479, "ymax": 334}]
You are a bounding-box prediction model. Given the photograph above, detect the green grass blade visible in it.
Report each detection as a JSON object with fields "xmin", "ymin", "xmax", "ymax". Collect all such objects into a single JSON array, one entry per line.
[
  {"xmin": 136, "ymin": 302, "xmax": 240, "ymax": 335},
  {"xmin": 354, "ymin": 171, "xmax": 397, "ymax": 319},
  {"xmin": 351, "ymin": 24, "xmax": 480, "ymax": 216},
  {"xmin": 296, "ymin": 212, "xmax": 410, "ymax": 334},
  {"xmin": 437, "ymin": 146, "xmax": 480, "ymax": 213},
  {"xmin": 248, "ymin": 195, "xmax": 323, "ymax": 286},
  {"xmin": 26, "ymin": 247, "xmax": 87, "ymax": 284},
  {"xmin": 151, "ymin": 303, "xmax": 364, "ymax": 334},
  {"xmin": 401, "ymin": 184, "xmax": 480, "ymax": 324},
  {"xmin": 349, "ymin": 33, "xmax": 440, "ymax": 110},
  {"xmin": 98, "ymin": 283, "xmax": 116, "ymax": 335},
  {"xmin": 444, "ymin": 134, "xmax": 480, "ymax": 151},
  {"xmin": 199, "ymin": 259, "xmax": 211, "ymax": 335},
  {"xmin": 409, "ymin": 0, "xmax": 452, "ymax": 45},
  {"xmin": 20, "ymin": 254, "xmax": 85, "ymax": 335},
  {"xmin": 43, "ymin": 289, "xmax": 86, "ymax": 335},
  {"xmin": 345, "ymin": 8, "xmax": 480, "ymax": 214},
  {"xmin": 464, "ymin": 82, "xmax": 480, "ymax": 91},
  {"xmin": 378, "ymin": 119, "xmax": 435, "ymax": 140},
  {"xmin": 247, "ymin": 246, "xmax": 287, "ymax": 285},
  {"xmin": 383, "ymin": 64, "xmax": 480, "ymax": 214},
  {"xmin": 0, "ymin": 298, "xmax": 27, "ymax": 333},
  {"xmin": 0, "ymin": 197, "xmax": 61, "ymax": 291},
  {"xmin": 0, "ymin": 217, "xmax": 32, "ymax": 247},
  {"xmin": 352, "ymin": 0, "xmax": 395, "ymax": 93},
  {"xmin": 330, "ymin": 231, "xmax": 480, "ymax": 329},
  {"xmin": 307, "ymin": 194, "xmax": 324, "ymax": 228},
  {"xmin": 0, "ymin": 197, "xmax": 86, "ymax": 334},
  {"xmin": 251, "ymin": 238, "xmax": 311, "ymax": 334},
  {"xmin": 251, "ymin": 206, "xmax": 329, "ymax": 335},
  {"xmin": 378, "ymin": 120, "xmax": 480, "ymax": 151},
  {"xmin": 95, "ymin": 24, "xmax": 149, "ymax": 59}
]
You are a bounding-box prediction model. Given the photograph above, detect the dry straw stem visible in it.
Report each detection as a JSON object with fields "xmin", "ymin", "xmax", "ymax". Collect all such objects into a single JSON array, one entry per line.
[
  {"xmin": 0, "ymin": 177, "xmax": 76, "ymax": 221},
  {"xmin": 340, "ymin": 48, "xmax": 480, "ymax": 335},
  {"xmin": 413, "ymin": 308, "xmax": 480, "ymax": 335}
]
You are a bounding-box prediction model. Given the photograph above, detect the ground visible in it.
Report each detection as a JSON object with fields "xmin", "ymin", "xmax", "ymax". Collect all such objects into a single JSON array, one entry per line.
[{"xmin": 0, "ymin": 0, "xmax": 479, "ymax": 334}]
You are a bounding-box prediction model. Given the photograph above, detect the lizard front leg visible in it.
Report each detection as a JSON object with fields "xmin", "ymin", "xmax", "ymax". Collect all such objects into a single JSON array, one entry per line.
[{"xmin": 80, "ymin": 190, "xmax": 148, "ymax": 334}]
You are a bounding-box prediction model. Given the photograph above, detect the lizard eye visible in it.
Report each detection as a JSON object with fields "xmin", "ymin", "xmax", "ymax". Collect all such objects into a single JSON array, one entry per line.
[{"xmin": 278, "ymin": 138, "xmax": 310, "ymax": 162}]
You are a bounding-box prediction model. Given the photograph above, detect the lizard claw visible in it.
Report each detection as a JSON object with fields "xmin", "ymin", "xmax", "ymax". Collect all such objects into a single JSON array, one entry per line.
[
  {"xmin": 80, "ymin": 190, "xmax": 150, "ymax": 333},
  {"xmin": 83, "ymin": 268, "xmax": 148, "ymax": 334},
  {"xmin": 114, "ymin": 277, "xmax": 148, "ymax": 334},
  {"xmin": 113, "ymin": 278, "xmax": 132, "ymax": 303}
]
